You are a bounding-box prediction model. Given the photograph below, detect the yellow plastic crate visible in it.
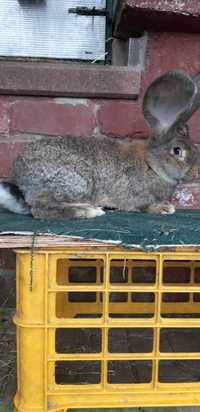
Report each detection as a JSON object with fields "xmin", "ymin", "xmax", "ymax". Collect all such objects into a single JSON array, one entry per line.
[{"xmin": 13, "ymin": 247, "xmax": 200, "ymax": 412}]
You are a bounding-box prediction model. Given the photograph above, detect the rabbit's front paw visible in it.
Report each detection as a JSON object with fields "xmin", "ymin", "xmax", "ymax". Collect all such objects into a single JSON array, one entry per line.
[
  {"xmin": 146, "ymin": 201, "xmax": 176, "ymax": 215},
  {"xmin": 85, "ymin": 206, "xmax": 105, "ymax": 218}
]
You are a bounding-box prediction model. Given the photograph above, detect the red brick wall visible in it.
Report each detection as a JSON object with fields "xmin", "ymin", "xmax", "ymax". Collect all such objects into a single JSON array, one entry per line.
[{"xmin": 1, "ymin": 32, "xmax": 200, "ymax": 208}]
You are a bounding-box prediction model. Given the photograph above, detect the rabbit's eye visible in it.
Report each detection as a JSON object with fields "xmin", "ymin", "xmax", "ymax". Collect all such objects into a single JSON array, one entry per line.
[
  {"xmin": 173, "ymin": 146, "xmax": 182, "ymax": 156},
  {"xmin": 171, "ymin": 146, "xmax": 186, "ymax": 161}
]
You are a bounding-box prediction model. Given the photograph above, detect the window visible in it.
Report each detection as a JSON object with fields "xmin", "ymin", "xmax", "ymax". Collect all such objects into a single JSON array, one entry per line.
[
  {"xmin": 0, "ymin": 0, "xmax": 112, "ymax": 63},
  {"xmin": 0, "ymin": 0, "xmax": 142, "ymax": 99}
]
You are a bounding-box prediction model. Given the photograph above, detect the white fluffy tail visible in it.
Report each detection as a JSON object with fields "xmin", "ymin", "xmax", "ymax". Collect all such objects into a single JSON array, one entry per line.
[{"xmin": 0, "ymin": 183, "xmax": 30, "ymax": 215}]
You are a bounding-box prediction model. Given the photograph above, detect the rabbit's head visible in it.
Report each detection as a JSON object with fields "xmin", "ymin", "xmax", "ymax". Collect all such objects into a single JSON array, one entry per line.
[{"xmin": 143, "ymin": 70, "xmax": 200, "ymax": 184}]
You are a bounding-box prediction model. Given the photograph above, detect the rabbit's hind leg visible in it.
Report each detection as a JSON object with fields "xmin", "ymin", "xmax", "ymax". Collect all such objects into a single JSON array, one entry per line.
[
  {"xmin": 31, "ymin": 203, "xmax": 105, "ymax": 219},
  {"xmin": 145, "ymin": 201, "xmax": 176, "ymax": 215}
]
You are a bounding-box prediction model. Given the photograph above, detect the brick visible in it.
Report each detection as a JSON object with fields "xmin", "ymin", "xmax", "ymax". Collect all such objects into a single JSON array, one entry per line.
[
  {"xmin": 0, "ymin": 99, "xmax": 10, "ymax": 134},
  {"xmin": 188, "ymin": 111, "xmax": 200, "ymax": 143},
  {"xmin": 114, "ymin": 0, "xmax": 200, "ymax": 38},
  {"xmin": 0, "ymin": 142, "xmax": 24, "ymax": 177},
  {"xmin": 141, "ymin": 32, "xmax": 200, "ymax": 90},
  {"xmin": 172, "ymin": 184, "xmax": 200, "ymax": 209},
  {"xmin": 98, "ymin": 101, "xmax": 148, "ymax": 138},
  {"xmin": 10, "ymin": 99, "xmax": 96, "ymax": 137}
]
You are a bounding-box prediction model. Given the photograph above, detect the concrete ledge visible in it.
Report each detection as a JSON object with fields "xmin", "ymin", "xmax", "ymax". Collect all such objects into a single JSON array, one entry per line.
[
  {"xmin": 0, "ymin": 61, "xmax": 141, "ymax": 99},
  {"xmin": 114, "ymin": 0, "xmax": 200, "ymax": 38}
]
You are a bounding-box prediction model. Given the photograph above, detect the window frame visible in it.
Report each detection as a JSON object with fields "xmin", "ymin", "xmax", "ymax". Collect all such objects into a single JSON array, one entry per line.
[{"xmin": 0, "ymin": 1, "xmax": 144, "ymax": 100}]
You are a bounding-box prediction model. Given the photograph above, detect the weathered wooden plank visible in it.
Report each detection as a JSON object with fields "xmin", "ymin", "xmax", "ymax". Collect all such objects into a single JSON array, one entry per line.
[{"xmin": 0, "ymin": 234, "xmax": 122, "ymax": 248}]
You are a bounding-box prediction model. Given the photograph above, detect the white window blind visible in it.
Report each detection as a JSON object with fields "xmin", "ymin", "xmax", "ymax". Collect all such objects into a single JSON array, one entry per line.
[{"xmin": 0, "ymin": 0, "xmax": 107, "ymax": 61}]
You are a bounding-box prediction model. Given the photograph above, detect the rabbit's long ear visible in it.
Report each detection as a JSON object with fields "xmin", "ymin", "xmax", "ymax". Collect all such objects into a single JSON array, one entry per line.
[
  {"xmin": 192, "ymin": 71, "xmax": 200, "ymax": 110},
  {"xmin": 143, "ymin": 70, "xmax": 197, "ymax": 145}
]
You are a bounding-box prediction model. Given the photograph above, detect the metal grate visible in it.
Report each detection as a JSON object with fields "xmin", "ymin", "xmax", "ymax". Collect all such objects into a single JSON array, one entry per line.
[
  {"xmin": 0, "ymin": 0, "xmax": 112, "ymax": 62},
  {"xmin": 14, "ymin": 249, "xmax": 200, "ymax": 411}
]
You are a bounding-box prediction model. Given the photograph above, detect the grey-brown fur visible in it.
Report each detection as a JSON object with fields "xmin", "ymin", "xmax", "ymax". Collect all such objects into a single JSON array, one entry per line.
[{"xmin": 4, "ymin": 70, "xmax": 200, "ymax": 218}]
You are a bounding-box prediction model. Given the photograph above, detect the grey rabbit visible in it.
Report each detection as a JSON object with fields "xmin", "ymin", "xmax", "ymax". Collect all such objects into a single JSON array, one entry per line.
[{"xmin": 1, "ymin": 69, "xmax": 200, "ymax": 219}]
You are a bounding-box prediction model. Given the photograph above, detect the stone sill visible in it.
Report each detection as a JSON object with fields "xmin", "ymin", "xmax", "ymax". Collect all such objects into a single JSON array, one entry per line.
[
  {"xmin": 0, "ymin": 60, "xmax": 141, "ymax": 100},
  {"xmin": 114, "ymin": 0, "xmax": 200, "ymax": 38}
]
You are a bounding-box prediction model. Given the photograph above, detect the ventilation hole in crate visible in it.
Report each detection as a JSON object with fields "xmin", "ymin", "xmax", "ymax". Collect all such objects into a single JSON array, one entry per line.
[
  {"xmin": 56, "ymin": 328, "xmax": 101, "ymax": 353},
  {"xmin": 110, "ymin": 260, "xmax": 156, "ymax": 284},
  {"xmin": 132, "ymin": 260, "xmax": 156, "ymax": 284},
  {"xmin": 195, "ymin": 267, "xmax": 200, "ymax": 283},
  {"xmin": 55, "ymin": 361, "xmax": 101, "ymax": 385},
  {"xmin": 110, "ymin": 261, "xmax": 128, "ymax": 283},
  {"xmin": 108, "ymin": 361, "xmax": 152, "ymax": 384},
  {"xmin": 109, "ymin": 292, "xmax": 128, "ymax": 302},
  {"xmin": 69, "ymin": 267, "xmax": 97, "ymax": 283},
  {"xmin": 159, "ymin": 360, "xmax": 200, "ymax": 383},
  {"xmin": 56, "ymin": 292, "xmax": 103, "ymax": 318},
  {"xmin": 162, "ymin": 293, "xmax": 189, "ymax": 302},
  {"xmin": 132, "ymin": 292, "xmax": 155, "ymax": 302},
  {"xmin": 161, "ymin": 293, "xmax": 200, "ymax": 318},
  {"xmin": 56, "ymin": 259, "xmax": 103, "ymax": 285},
  {"xmin": 160, "ymin": 328, "xmax": 200, "ymax": 353},
  {"xmin": 109, "ymin": 293, "xmax": 155, "ymax": 318},
  {"xmin": 108, "ymin": 328, "xmax": 153, "ymax": 353},
  {"xmin": 68, "ymin": 292, "xmax": 96, "ymax": 302},
  {"xmin": 194, "ymin": 293, "xmax": 200, "ymax": 302},
  {"xmin": 163, "ymin": 262, "xmax": 190, "ymax": 284}
]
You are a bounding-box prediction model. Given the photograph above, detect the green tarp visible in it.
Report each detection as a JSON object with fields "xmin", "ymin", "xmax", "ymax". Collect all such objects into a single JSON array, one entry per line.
[{"xmin": 0, "ymin": 209, "xmax": 200, "ymax": 249}]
